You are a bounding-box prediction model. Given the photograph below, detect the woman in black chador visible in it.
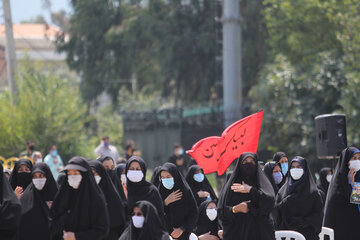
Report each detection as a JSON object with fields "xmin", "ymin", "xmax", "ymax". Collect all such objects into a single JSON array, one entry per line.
[
  {"xmin": 195, "ymin": 200, "xmax": 220, "ymax": 238},
  {"xmin": 0, "ymin": 162, "xmax": 22, "ymax": 240},
  {"xmin": 50, "ymin": 156, "xmax": 109, "ymax": 240},
  {"xmin": 185, "ymin": 165, "xmax": 217, "ymax": 206},
  {"xmin": 18, "ymin": 162, "xmax": 58, "ymax": 240},
  {"xmin": 275, "ymin": 156, "xmax": 323, "ymax": 240},
  {"xmin": 88, "ymin": 160, "xmax": 126, "ymax": 240},
  {"xmin": 125, "ymin": 156, "xmax": 164, "ymax": 220},
  {"xmin": 10, "ymin": 159, "xmax": 33, "ymax": 198},
  {"xmin": 218, "ymin": 152, "xmax": 275, "ymax": 240},
  {"xmin": 158, "ymin": 162, "xmax": 198, "ymax": 240},
  {"xmin": 263, "ymin": 161, "xmax": 283, "ymax": 195},
  {"xmin": 317, "ymin": 167, "xmax": 332, "ymax": 203},
  {"xmin": 323, "ymin": 147, "xmax": 360, "ymax": 240},
  {"xmin": 119, "ymin": 200, "xmax": 171, "ymax": 240}
]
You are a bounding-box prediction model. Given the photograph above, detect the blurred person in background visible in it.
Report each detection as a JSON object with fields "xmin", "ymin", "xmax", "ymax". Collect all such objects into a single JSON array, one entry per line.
[
  {"xmin": 20, "ymin": 140, "xmax": 35, "ymax": 157},
  {"xmin": 168, "ymin": 144, "xmax": 187, "ymax": 176},
  {"xmin": 32, "ymin": 151, "xmax": 43, "ymax": 163},
  {"xmin": 95, "ymin": 136, "xmax": 119, "ymax": 163},
  {"xmin": 44, "ymin": 145, "xmax": 64, "ymax": 181},
  {"xmin": 123, "ymin": 140, "xmax": 135, "ymax": 160}
]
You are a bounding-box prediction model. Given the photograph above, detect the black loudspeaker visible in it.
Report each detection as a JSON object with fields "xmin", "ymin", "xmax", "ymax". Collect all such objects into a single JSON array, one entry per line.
[{"xmin": 315, "ymin": 114, "xmax": 347, "ymax": 159}]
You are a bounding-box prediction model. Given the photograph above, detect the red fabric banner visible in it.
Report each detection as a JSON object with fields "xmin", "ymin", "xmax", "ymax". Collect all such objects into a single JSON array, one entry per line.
[{"xmin": 186, "ymin": 110, "xmax": 264, "ymax": 175}]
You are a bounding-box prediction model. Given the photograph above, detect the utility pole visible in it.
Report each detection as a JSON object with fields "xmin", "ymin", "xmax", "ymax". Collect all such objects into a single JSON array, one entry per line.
[
  {"xmin": 222, "ymin": 0, "xmax": 242, "ymax": 127},
  {"xmin": 2, "ymin": 0, "xmax": 17, "ymax": 104}
]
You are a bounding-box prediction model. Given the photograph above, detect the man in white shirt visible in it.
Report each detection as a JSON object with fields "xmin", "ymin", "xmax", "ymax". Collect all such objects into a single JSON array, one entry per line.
[{"xmin": 94, "ymin": 136, "xmax": 119, "ymax": 164}]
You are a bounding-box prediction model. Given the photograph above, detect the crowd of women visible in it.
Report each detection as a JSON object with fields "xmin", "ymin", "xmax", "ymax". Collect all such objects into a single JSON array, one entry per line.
[{"xmin": 1, "ymin": 146, "xmax": 360, "ymax": 240}]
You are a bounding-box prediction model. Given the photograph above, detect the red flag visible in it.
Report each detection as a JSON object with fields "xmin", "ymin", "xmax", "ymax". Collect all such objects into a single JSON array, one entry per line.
[{"xmin": 186, "ymin": 110, "xmax": 263, "ymax": 175}]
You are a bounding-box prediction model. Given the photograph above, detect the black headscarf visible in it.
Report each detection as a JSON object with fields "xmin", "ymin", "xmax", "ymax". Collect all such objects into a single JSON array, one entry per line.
[
  {"xmin": 158, "ymin": 162, "xmax": 198, "ymax": 240},
  {"xmin": 323, "ymin": 147, "xmax": 360, "ymax": 240},
  {"xmin": 10, "ymin": 159, "xmax": 33, "ymax": 190},
  {"xmin": 275, "ymin": 156, "xmax": 323, "ymax": 240},
  {"xmin": 218, "ymin": 152, "xmax": 275, "ymax": 240},
  {"xmin": 0, "ymin": 163, "xmax": 22, "ymax": 240},
  {"xmin": 273, "ymin": 152, "xmax": 286, "ymax": 163},
  {"xmin": 18, "ymin": 162, "xmax": 58, "ymax": 240},
  {"xmin": 195, "ymin": 200, "xmax": 219, "ymax": 236},
  {"xmin": 50, "ymin": 156, "xmax": 109, "ymax": 240},
  {"xmin": 150, "ymin": 166, "xmax": 162, "ymax": 187},
  {"xmin": 125, "ymin": 156, "xmax": 164, "ymax": 222},
  {"xmin": 185, "ymin": 165, "xmax": 218, "ymax": 206},
  {"xmin": 273, "ymin": 152, "xmax": 288, "ymax": 184},
  {"xmin": 97, "ymin": 156, "xmax": 127, "ymax": 203},
  {"xmin": 317, "ymin": 167, "xmax": 332, "ymax": 202},
  {"xmin": 88, "ymin": 160, "xmax": 126, "ymax": 240},
  {"xmin": 119, "ymin": 200, "xmax": 170, "ymax": 240}
]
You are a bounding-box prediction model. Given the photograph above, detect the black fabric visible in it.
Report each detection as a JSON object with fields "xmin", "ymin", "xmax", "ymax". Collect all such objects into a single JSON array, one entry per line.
[
  {"xmin": 50, "ymin": 156, "xmax": 109, "ymax": 240},
  {"xmin": 323, "ymin": 147, "xmax": 360, "ymax": 240},
  {"xmin": 88, "ymin": 160, "xmax": 126, "ymax": 240},
  {"xmin": 97, "ymin": 156, "xmax": 127, "ymax": 203},
  {"xmin": 57, "ymin": 172, "xmax": 66, "ymax": 186},
  {"xmin": 9, "ymin": 159, "xmax": 33, "ymax": 190},
  {"xmin": 18, "ymin": 163, "xmax": 58, "ymax": 240},
  {"xmin": 263, "ymin": 161, "xmax": 281, "ymax": 195},
  {"xmin": 218, "ymin": 152, "xmax": 275, "ymax": 240},
  {"xmin": 150, "ymin": 166, "xmax": 161, "ymax": 187},
  {"xmin": 168, "ymin": 154, "xmax": 187, "ymax": 176},
  {"xmin": 195, "ymin": 200, "xmax": 219, "ymax": 237},
  {"xmin": 317, "ymin": 167, "xmax": 332, "ymax": 203},
  {"xmin": 185, "ymin": 165, "xmax": 218, "ymax": 206},
  {"xmin": 125, "ymin": 156, "xmax": 164, "ymax": 222},
  {"xmin": 119, "ymin": 200, "xmax": 170, "ymax": 240},
  {"xmin": 275, "ymin": 156, "xmax": 323, "ymax": 240},
  {"xmin": 0, "ymin": 163, "xmax": 22, "ymax": 240},
  {"xmin": 158, "ymin": 162, "xmax": 198, "ymax": 240}
]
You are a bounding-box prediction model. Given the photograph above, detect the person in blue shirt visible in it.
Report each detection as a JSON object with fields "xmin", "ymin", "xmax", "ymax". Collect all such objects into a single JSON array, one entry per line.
[{"xmin": 44, "ymin": 145, "xmax": 64, "ymax": 180}]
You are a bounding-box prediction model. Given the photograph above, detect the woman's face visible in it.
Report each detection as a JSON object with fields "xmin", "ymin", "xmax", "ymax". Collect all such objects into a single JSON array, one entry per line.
[
  {"xmin": 242, "ymin": 156, "xmax": 255, "ymax": 165},
  {"xmin": 348, "ymin": 153, "xmax": 360, "ymax": 166},
  {"xmin": 129, "ymin": 161, "xmax": 141, "ymax": 171},
  {"xmin": 133, "ymin": 207, "xmax": 144, "ymax": 217},
  {"xmin": 279, "ymin": 157, "xmax": 288, "ymax": 164},
  {"xmin": 103, "ymin": 159, "xmax": 114, "ymax": 170},
  {"xmin": 160, "ymin": 170, "xmax": 173, "ymax": 179},
  {"xmin": 33, "ymin": 172, "xmax": 45, "ymax": 179},
  {"xmin": 207, "ymin": 202, "xmax": 217, "ymax": 210},
  {"xmin": 67, "ymin": 169, "xmax": 81, "ymax": 176},
  {"xmin": 290, "ymin": 161, "xmax": 303, "ymax": 169},
  {"xmin": 18, "ymin": 164, "xmax": 31, "ymax": 173},
  {"xmin": 195, "ymin": 169, "xmax": 202, "ymax": 174},
  {"xmin": 92, "ymin": 169, "xmax": 99, "ymax": 176},
  {"xmin": 272, "ymin": 165, "xmax": 281, "ymax": 173}
]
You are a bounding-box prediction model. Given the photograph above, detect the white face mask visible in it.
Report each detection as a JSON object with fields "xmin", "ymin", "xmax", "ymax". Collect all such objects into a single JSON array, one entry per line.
[
  {"xmin": 349, "ymin": 160, "xmax": 360, "ymax": 172},
  {"xmin": 290, "ymin": 168, "xmax": 304, "ymax": 180},
  {"xmin": 33, "ymin": 178, "xmax": 47, "ymax": 190},
  {"xmin": 326, "ymin": 174, "xmax": 332, "ymax": 183},
  {"xmin": 132, "ymin": 216, "xmax": 145, "ymax": 228},
  {"xmin": 36, "ymin": 158, "xmax": 43, "ymax": 163},
  {"xmin": 94, "ymin": 175, "xmax": 101, "ymax": 184},
  {"xmin": 68, "ymin": 175, "xmax": 82, "ymax": 189},
  {"xmin": 121, "ymin": 174, "xmax": 127, "ymax": 184},
  {"xmin": 127, "ymin": 170, "xmax": 144, "ymax": 183},
  {"xmin": 206, "ymin": 208, "xmax": 217, "ymax": 221}
]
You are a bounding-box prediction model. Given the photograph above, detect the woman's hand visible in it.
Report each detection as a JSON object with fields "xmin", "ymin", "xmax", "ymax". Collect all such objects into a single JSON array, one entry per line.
[
  {"xmin": 171, "ymin": 228, "xmax": 184, "ymax": 239},
  {"xmin": 63, "ymin": 231, "xmax": 76, "ymax": 240},
  {"xmin": 14, "ymin": 186, "xmax": 23, "ymax": 199},
  {"xmin": 231, "ymin": 182, "xmax": 252, "ymax": 193},
  {"xmin": 198, "ymin": 232, "xmax": 219, "ymax": 240},
  {"xmin": 165, "ymin": 190, "xmax": 182, "ymax": 206},
  {"xmin": 349, "ymin": 168, "xmax": 356, "ymax": 186},
  {"xmin": 233, "ymin": 200, "xmax": 250, "ymax": 213},
  {"xmin": 218, "ymin": 230, "xmax": 223, "ymax": 239},
  {"xmin": 198, "ymin": 191, "xmax": 210, "ymax": 198}
]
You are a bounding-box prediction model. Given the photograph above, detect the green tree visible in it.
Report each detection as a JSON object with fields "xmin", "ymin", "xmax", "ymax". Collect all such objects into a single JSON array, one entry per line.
[{"xmin": 0, "ymin": 63, "xmax": 90, "ymax": 161}]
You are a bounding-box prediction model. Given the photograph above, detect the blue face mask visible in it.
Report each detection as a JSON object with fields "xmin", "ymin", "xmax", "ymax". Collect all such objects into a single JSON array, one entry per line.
[
  {"xmin": 104, "ymin": 142, "xmax": 110, "ymax": 147},
  {"xmin": 51, "ymin": 149, "xmax": 57, "ymax": 157},
  {"xmin": 281, "ymin": 163, "xmax": 289, "ymax": 176},
  {"xmin": 162, "ymin": 178, "xmax": 174, "ymax": 190},
  {"xmin": 178, "ymin": 148, "xmax": 184, "ymax": 155},
  {"xmin": 273, "ymin": 172, "xmax": 283, "ymax": 185},
  {"xmin": 194, "ymin": 173, "xmax": 205, "ymax": 183}
]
